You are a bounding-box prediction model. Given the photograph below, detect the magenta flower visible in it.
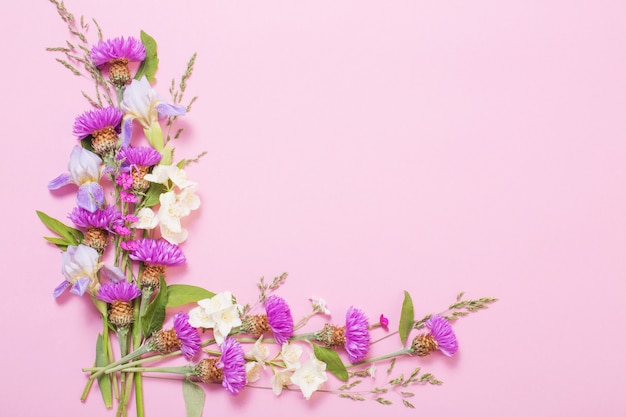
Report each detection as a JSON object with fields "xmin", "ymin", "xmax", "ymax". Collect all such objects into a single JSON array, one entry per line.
[
  {"xmin": 73, "ymin": 106, "xmax": 123, "ymax": 141},
  {"xmin": 264, "ymin": 295, "xmax": 294, "ymax": 345},
  {"xmin": 128, "ymin": 238, "xmax": 186, "ymax": 266},
  {"xmin": 116, "ymin": 172, "xmax": 133, "ymax": 190},
  {"xmin": 344, "ymin": 306, "xmax": 370, "ymax": 363},
  {"xmin": 118, "ymin": 146, "xmax": 162, "ymax": 166},
  {"xmin": 173, "ymin": 312, "xmax": 201, "ymax": 360},
  {"xmin": 425, "ymin": 315, "xmax": 458, "ymax": 357},
  {"xmin": 379, "ymin": 314, "xmax": 389, "ymax": 331},
  {"xmin": 69, "ymin": 206, "xmax": 123, "ymax": 232},
  {"xmin": 91, "ymin": 36, "xmax": 146, "ymax": 87},
  {"xmin": 96, "ymin": 281, "xmax": 141, "ymax": 303},
  {"xmin": 218, "ymin": 338, "xmax": 247, "ymax": 395}
]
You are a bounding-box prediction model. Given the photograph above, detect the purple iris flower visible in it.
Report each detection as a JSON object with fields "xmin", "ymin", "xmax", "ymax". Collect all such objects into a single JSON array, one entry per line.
[{"xmin": 48, "ymin": 146, "xmax": 105, "ymax": 213}]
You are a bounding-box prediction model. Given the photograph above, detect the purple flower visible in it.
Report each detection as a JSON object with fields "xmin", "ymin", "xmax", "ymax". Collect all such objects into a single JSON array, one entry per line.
[
  {"xmin": 73, "ymin": 107, "xmax": 123, "ymax": 139},
  {"xmin": 128, "ymin": 238, "xmax": 186, "ymax": 266},
  {"xmin": 69, "ymin": 206, "xmax": 123, "ymax": 232},
  {"xmin": 118, "ymin": 146, "xmax": 162, "ymax": 167},
  {"xmin": 91, "ymin": 36, "xmax": 146, "ymax": 67},
  {"xmin": 96, "ymin": 281, "xmax": 141, "ymax": 303},
  {"xmin": 173, "ymin": 312, "xmax": 201, "ymax": 360},
  {"xmin": 425, "ymin": 315, "xmax": 458, "ymax": 357},
  {"xmin": 48, "ymin": 146, "xmax": 104, "ymax": 213},
  {"xmin": 264, "ymin": 295, "xmax": 294, "ymax": 345},
  {"xmin": 120, "ymin": 191, "xmax": 138, "ymax": 203},
  {"xmin": 379, "ymin": 314, "xmax": 389, "ymax": 331},
  {"xmin": 218, "ymin": 338, "xmax": 246, "ymax": 395},
  {"xmin": 344, "ymin": 306, "xmax": 370, "ymax": 363},
  {"xmin": 116, "ymin": 172, "xmax": 133, "ymax": 190}
]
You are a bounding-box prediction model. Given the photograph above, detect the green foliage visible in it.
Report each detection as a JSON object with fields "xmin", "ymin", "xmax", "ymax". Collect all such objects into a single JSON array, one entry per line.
[
  {"xmin": 135, "ymin": 30, "xmax": 159, "ymax": 82},
  {"xmin": 182, "ymin": 379, "xmax": 205, "ymax": 417},
  {"xmin": 37, "ymin": 210, "xmax": 83, "ymax": 249},
  {"xmin": 141, "ymin": 277, "xmax": 168, "ymax": 337},
  {"xmin": 398, "ymin": 291, "xmax": 414, "ymax": 346},
  {"xmin": 166, "ymin": 285, "xmax": 214, "ymax": 307},
  {"xmin": 141, "ymin": 183, "xmax": 167, "ymax": 208},
  {"xmin": 95, "ymin": 334, "xmax": 113, "ymax": 408},
  {"xmin": 312, "ymin": 344, "xmax": 348, "ymax": 382}
]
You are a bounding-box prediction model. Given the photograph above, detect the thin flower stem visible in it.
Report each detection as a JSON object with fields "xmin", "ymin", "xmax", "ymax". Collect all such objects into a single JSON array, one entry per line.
[
  {"xmin": 132, "ymin": 296, "xmax": 145, "ymax": 417},
  {"xmin": 346, "ymin": 348, "xmax": 412, "ymax": 368},
  {"xmin": 121, "ymin": 366, "xmax": 194, "ymax": 375},
  {"xmin": 88, "ymin": 344, "xmax": 151, "ymax": 380},
  {"xmin": 289, "ymin": 332, "xmax": 318, "ymax": 341}
]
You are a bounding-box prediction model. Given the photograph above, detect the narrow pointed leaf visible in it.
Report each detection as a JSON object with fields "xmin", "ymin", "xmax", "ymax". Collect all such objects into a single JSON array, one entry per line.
[
  {"xmin": 182, "ymin": 379, "xmax": 205, "ymax": 417},
  {"xmin": 313, "ymin": 344, "xmax": 348, "ymax": 382},
  {"xmin": 43, "ymin": 236, "xmax": 71, "ymax": 250},
  {"xmin": 36, "ymin": 210, "xmax": 83, "ymax": 245},
  {"xmin": 135, "ymin": 30, "xmax": 158, "ymax": 82},
  {"xmin": 399, "ymin": 291, "xmax": 414, "ymax": 346},
  {"xmin": 141, "ymin": 183, "xmax": 166, "ymax": 208},
  {"xmin": 95, "ymin": 334, "xmax": 113, "ymax": 408},
  {"xmin": 166, "ymin": 285, "xmax": 215, "ymax": 307},
  {"xmin": 142, "ymin": 276, "xmax": 168, "ymax": 337}
]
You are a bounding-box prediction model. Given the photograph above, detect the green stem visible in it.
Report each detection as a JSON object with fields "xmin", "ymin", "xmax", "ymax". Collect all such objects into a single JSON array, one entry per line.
[
  {"xmin": 88, "ymin": 343, "xmax": 152, "ymax": 380},
  {"xmin": 132, "ymin": 295, "xmax": 145, "ymax": 417},
  {"xmin": 289, "ymin": 332, "xmax": 318, "ymax": 341},
  {"xmin": 347, "ymin": 348, "xmax": 412, "ymax": 368},
  {"xmin": 121, "ymin": 366, "xmax": 194, "ymax": 375}
]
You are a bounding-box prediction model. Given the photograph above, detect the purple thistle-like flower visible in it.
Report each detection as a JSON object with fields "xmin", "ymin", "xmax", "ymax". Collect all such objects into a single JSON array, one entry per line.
[
  {"xmin": 264, "ymin": 295, "xmax": 294, "ymax": 345},
  {"xmin": 118, "ymin": 146, "xmax": 162, "ymax": 167},
  {"xmin": 73, "ymin": 107, "xmax": 123, "ymax": 139},
  {"xmin": 128, "ymin": 238, "xmax": 186, "ymax": 266},
  {"xmin": 425, "ymin": 315, "xmax": 458, "ymax": 357},
  {"xmin": 96, "ymin": 281, "xmax": 141, "ymax": 303},
  {"xmin": 173, "ymin": 312, "xmax": 201, "ymax": 360},
  {"xmin": 91, "ymin": 36, "xmax": 146, "ymax": 67},
  {"xmin": 69, "ymin": 206, "xmax": 123, "ymax": 232},
  {"xmin": 217, "ymin": 338, "xmax": 247, "ymax": 395},
  {"xmin": 344, "ymin": 306, "xmax": 370, "ymax": 363}
]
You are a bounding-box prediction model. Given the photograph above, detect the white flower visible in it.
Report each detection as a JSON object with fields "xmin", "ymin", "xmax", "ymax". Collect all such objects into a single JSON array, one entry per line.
[
  {"xmin": 156, "ymin": 185, "xmax": 200, "ymax": 244},
  {"xmin": 290, "ymin": 356, "xmax": 328, "ymax": 400},
  {"xmin": 144, "ymin": 164, "xmax": 197, "ymax": 189},
  {"xmin": 270, "ymin": 368, "xmax": 294, "ymax": 396},
  {"xmin": 133, "ymin": 207, "xmax": 159, "ymax": 229},
  {"xmin": 310, "ymin": 296, "xmax": 331, "ymax": 315},
  {"xmin": 280, "ymin": 343, "xmax": 303, "ymax": 370},
  {"xmin": 246, "ymin": 362, "xmax": 264, "ymax": 383},
  {"xmin": 249, "ymin": 337, "xmax": 270, "ymax": 364},
  {"xmin": 188, "ymin": 291, "xmax": 243, "ymax": 345},
  {"xmin": 368, "ymin": 364, "xmax": 376, "ymax": 379}
]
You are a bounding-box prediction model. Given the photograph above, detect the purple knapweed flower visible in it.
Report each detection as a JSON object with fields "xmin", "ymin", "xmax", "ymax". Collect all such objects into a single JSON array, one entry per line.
[
  {"xmin": 264, "ymin": 295, "xmax": 294, "ymax": 345},
  {"xmin": 117, "ymin": 146, "xmax": 162, "ymax": 192},
  {"xmin": 129, "ymin": 238, "xmax": 185, "ymax": 290},
  {"xmin": 91, "ymin": 36, "xmax": 146, "ymax": 87},
  {"xmin": 69, "ymin": 205, "xmax": 123, "ymax": 232},
  {"xmin": 97, "ymin": 281, "xmax": 141, "ymax": 303},
  {"xmin": 128, "ymin": 238, "xmax": 186, "ymax": 266},
  {"xmin": 172, "ymin": 312, "xmax": 202, "ymax": 360},
  {"xmin": 425, "ymin": 315, "xmax": 458, "ymax": 357},
  {"xmin": 218, "ymin": 337, "xmax": 247, "ymax": 395},
  {"xmin": 48, "ymin": 146, "xmax": 105, "ymax": 213},
  {"xmin": 73, "ymin": 107, "xmax": 123, "ymax": 155},
  {"xmin": 344, "ymin": 306, "xmax": 371, "ymax": 363},
  {"xmin": 96, "ymin": 282, "xmax": 141, "ymax": 328},
  {"xmin": 118, "ymin": 146, "xmax": 162, "ymax": 166}
]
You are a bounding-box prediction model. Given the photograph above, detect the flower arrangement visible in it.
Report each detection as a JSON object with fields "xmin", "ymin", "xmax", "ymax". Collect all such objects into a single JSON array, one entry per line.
[{"xmin": 39, "ymin": 1, "xmax": 497, "ymax": 416}]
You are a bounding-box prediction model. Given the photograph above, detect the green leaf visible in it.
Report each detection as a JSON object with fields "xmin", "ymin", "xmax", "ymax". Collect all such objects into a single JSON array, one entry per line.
[
  {"xmin": 36, "ymin": 210, "xmax": 83, "ymax": 245},
  {"xmin": 142, "ymin": 276, "xmax": 168, "ymax": 337},
  {"xmin": 135, "ymin": 30, "xmax": 158, "ymax": 82},
  {"xmin": 95, "ymin": 334, "xmax": 113, "ymax": 408},
  {"xmin": 182, "ymin": 379, "xmax": 205, "ymax": 417},
  {"xmin": 312, "ymin": 344, "xmax": 348, "ymax": 382},
  {"xmin": 141, "ymin": 183, "xmax": 166, "ymax": 208},
  {"xmin": 43, "ymin": 236, "xmax": 71, "ymax": 251},
  {"xmin": 399, "ymin": 290, "xmax": 414, "ymax": 346},
  {"xmin": 166, "ymin": 285, "xmax": 215, "ymax": 307}
]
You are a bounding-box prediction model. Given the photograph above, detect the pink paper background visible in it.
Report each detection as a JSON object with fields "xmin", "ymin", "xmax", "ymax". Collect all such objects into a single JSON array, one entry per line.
[{"xmin": 2, "ymin": 0, "xmax": 625, "ymax": 415}]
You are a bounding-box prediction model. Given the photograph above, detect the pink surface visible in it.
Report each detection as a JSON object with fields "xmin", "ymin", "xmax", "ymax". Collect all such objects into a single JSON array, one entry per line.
[{"xmin": 2, "ymin": 0, "xmax": 625, "ymax": 415}]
